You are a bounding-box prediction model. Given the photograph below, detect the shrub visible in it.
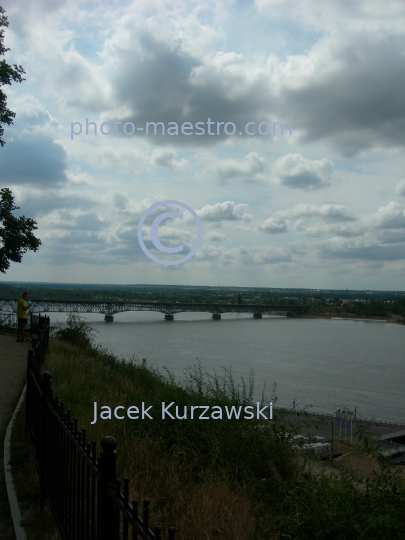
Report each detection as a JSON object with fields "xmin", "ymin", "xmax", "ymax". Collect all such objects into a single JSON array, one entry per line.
[{"xmin": 52, "ymin": 313, "xmax": 97, "ymax": 347}]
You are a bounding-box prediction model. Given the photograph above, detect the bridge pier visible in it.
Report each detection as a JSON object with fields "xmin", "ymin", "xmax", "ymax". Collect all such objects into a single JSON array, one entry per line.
[
  {"xmin": 212, "ymin": 313, "xmax": 221, "ymax": 320},
  {"xmin": 253, "ymin": 313, "xmax": 262, "ymax": 319},
  {"xmin": 164, "ymin": 314, "xmax": 174, "ymax": 321},
  {"xmin": 104, "ymin": 315, "xmax": 114, "ymax": 322}
]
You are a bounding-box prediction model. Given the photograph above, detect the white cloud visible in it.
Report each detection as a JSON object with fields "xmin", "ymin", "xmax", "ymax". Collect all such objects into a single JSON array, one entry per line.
[
  {"xmin": 258, "ymin": 217, "xmax": 288, "ymax": 234},
  {"xmin": 293, "ymin": 220, "xmax": 364, "ymax": 238},
  {"xmin": 373, "ymin": 202, "xmax": 405, "ymax": 229},
  {"xmin": 272, "ymin": 154, "xmax": 333, "ymax": 190},
  {"xmin": 207, "ymin": 152, "xmax": 267, "ymax": 183},
  {"xmin": 293, "ymin": 221, "xmax": 327, "ymax": 238},
  {"xmin": 1, "ymin": 0, "xmax": 404, "ymax": 287},
  {"xmin": 277, "ymin": 204, "xmax": 356, "ymax": 223},
  {"xmin": 255, "ymin": 0, "xmax": 405, "ymax": 32},
  {"xmin": 66, "ymin": 171, "xmax": 95, "ymax": 186},
  {"xmin": 198, "ymin": 201, "xmax": 253, "ymax": 222},
  {"xmin": 320, "ymin": 237, "xmax": 405, "ymax": 262},
  {"xmin": 195, "ymin": 244, "xmax": 293, "ymax": 266},
  {"xmin": 395, "ymin": 178, "xmax": 405, "ymax": 197},
  {"xmin": 206, "ymin": 231, "xmax": 226, "ymax": 242},
  {"xmin": 15, "ymin": 189, "xmax": 96, "ymax": 217},
  {"xmin": 151, "ymin": 148, "xmax": 188, "ymax": 169}
]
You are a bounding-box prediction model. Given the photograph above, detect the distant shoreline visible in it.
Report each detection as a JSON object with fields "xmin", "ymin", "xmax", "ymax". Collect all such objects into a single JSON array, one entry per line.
[
  {"xmin": 1, "ymin": 310, "xmax": 404, "ymax": 326},
  {"xmin": 265, "ymin": 311, "xmax": 405, "ymax": 324}
]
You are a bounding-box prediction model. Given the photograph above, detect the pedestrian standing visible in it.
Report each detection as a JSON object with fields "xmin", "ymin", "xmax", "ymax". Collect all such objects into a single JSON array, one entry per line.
[{"xmin": 17, "ymin": 292, "xmax": 30, "ymax": 342}]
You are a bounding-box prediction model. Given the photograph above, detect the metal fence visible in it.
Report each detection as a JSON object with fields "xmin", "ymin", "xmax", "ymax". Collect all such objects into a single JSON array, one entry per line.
[
  {"xmin": 25, "ymin": 318, "xmax": 176, "ymax": 540},
  {"xmin": 29, "ymin": 313, "xmax": 50, "ymax": 356}
]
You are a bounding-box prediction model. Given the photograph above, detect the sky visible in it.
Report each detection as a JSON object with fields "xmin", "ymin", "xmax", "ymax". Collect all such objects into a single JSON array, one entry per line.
[{"xmin": 0, "ymin": 0, "xmax": 404, "ymax": 289}]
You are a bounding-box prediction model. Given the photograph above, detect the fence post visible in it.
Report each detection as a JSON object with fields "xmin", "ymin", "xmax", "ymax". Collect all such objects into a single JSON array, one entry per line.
[
  {"xmin": 40, "ymin": 371, "xmax": 52, "ymax": 509},
  {"xmin": 44, "ymin": 316, "xmax": 50, "ymax": 352},
  {"xmin": 38, "ymin": 329, "xmax": 43, "ymax": 369},
  {"xmin": 98, "ymin": 436, "xmax": 117, "ymax": 540},
  {"xmin": 25, "ymin": 348, "xmax": 35, "ymax": 437}
]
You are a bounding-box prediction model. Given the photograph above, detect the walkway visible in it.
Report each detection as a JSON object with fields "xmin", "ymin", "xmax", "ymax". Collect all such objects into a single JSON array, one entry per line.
[{"xmin": 0, "ymin": 333, "xmax": 31, "ymax": 540}]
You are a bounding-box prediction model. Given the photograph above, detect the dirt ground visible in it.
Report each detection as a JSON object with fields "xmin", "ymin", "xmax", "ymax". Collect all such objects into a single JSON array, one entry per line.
[{"xmin": 303, "ymin": 438, "xmax": 405, "ymax": 482}]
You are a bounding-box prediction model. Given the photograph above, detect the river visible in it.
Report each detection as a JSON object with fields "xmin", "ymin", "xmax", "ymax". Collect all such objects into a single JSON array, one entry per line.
[{"xmin": 49, "ymin": 311, "xmax": 405, "ymax": 424}]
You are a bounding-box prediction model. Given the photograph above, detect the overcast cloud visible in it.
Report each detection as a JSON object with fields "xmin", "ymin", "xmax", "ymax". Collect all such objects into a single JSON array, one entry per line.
[{"xmin": 0, "ymin": 0, "xmax": 404, "ymax": 289}]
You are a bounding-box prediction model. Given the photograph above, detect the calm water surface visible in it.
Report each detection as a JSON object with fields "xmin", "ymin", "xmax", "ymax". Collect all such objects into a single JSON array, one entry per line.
[{"xmin": 51, "ymin": 312, "xmax": 405, "ymax": 423}]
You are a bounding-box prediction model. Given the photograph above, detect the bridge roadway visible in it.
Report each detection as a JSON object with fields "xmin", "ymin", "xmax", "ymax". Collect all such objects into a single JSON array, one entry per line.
[{"xmin": 0, "ymin": 299, "xmax": 308, "ymax": 321}]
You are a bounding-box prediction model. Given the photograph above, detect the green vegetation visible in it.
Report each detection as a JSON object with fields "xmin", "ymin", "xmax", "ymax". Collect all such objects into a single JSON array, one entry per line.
[
  {"xmin": 343, "ymin": 297, "xmax": 405, "ymax": 318},
  {"xmin": 53, "ymin": 313, "xmax": 97, "ymax": 347},
  {"xmin": 1, "ymin": 282, "xmax": 404, "ymax": 319},
  {"xmin": 35, "ymin": 316, "xmax": 405, "ymax": 539},
  {"xmin": 1, "ymin": 5, "xmax": 26, "ymax": 147},
  {"xmin": 0, "ymin": 189, "xmax": 41, "ymax": 275}
]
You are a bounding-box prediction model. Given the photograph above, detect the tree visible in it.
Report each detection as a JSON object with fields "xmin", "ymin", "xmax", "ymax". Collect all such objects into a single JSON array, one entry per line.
[
  {"xmin": 1, "ymin": 5, "xmax": 25, "ymax": 146},
  {"xmin": 0, "ymin": 188, "xmax": 41, "ymax": 273},
  {"xmin": 0, "ymin": 10, "xmax": 36, "ymax": 272}
]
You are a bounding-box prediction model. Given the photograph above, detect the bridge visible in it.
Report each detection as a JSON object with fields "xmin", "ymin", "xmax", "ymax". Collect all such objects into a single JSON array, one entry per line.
[{"xmin": 0, "ymin": 299, "xmax": 309, "ymax": 322}]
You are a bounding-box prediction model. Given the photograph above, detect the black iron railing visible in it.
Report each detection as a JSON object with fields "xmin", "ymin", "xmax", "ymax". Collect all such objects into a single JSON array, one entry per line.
[
  {"xmin": 29, "ymin": 313, "xmax": 50, "ymax": 358},
  {"xmin": 25, "ymin": 318, "xmax": 175, "ymax": 540}
]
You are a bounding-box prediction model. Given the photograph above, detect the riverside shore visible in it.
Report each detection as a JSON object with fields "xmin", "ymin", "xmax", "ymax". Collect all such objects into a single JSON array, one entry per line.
[{"xmin": 274, "ymin": 311, "xmax": 405, "ymax": 324}]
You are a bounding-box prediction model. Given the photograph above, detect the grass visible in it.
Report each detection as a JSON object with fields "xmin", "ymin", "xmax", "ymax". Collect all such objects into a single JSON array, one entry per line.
[
  {"xmin": 44, "ymin": 332, "xmax": 297, "ymax": 538},
  {"xmin": 8, "ymin": 316, "xmax": 405, "ymax": 539}
]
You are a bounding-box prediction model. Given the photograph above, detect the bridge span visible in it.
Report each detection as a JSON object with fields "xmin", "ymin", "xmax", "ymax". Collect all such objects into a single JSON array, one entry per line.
[{"xmin": 0, "ymin": 299, "xmax": 309, "ymax": 322}]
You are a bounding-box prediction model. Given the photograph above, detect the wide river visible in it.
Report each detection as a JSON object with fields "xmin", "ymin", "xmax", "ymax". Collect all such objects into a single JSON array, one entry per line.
[{"xmin": 50, "ymin": 312, "xmax": 404, "ymax": 423}]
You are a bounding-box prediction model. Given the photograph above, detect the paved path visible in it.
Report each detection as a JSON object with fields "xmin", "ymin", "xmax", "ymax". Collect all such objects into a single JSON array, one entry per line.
[
  {"xmin": 0, "ymin": 334, "xmax": 30, "ymax": 431},
  {"xmin": 0, "ymin": 332, "xmax": 31, "ymax": 540}
]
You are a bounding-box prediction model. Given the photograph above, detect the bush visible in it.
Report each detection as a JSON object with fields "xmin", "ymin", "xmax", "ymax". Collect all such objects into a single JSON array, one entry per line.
[{"xmin": 52, "ymin": 313, "xmax": 97, "ymax": 347}]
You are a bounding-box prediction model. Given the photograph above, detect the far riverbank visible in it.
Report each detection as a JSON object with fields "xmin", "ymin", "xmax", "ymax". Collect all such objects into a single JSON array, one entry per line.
[{"xmin": 288, "ymin": 309, "xmax": 405, "ymax": 324}]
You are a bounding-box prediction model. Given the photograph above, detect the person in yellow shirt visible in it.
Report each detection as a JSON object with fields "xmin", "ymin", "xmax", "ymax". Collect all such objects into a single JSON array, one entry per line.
[{"xmin": 17, "ymin": 292, "xmax": 30, "ymax": 342}]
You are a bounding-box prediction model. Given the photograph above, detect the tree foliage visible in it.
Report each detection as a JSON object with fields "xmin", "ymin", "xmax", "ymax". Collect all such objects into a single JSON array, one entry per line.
[
  {"xmin": 0, "ymin": 5, "xmax": 25, "ymax": 146},
  {"xmin": 0, "ymin": 188, "xmax": 41, "ymax": 273},
  {"xmin": 0, "ymin": 9, "xmax": 36, "ymax": 272}
]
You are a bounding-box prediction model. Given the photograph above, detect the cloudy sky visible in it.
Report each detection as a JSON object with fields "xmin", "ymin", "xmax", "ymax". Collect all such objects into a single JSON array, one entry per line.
[{"xmin": 0, "ymin": 0, "xmax": 404, "ymax": 289}]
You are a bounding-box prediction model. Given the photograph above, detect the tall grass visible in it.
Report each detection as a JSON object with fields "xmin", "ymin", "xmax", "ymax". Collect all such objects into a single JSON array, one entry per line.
[{"xmin": 45, "ymin": 317, "xmax": 405, "ymax": 539}]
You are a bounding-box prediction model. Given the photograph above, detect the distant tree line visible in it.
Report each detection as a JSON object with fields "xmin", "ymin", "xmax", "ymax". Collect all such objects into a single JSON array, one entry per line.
[
  {"xmin": 343, "ymin": 298, "xmax": 405, "ymax": 317},
  {"xmin": 1, "ymin": 283, "xmax": 403, "ymax": 317}
]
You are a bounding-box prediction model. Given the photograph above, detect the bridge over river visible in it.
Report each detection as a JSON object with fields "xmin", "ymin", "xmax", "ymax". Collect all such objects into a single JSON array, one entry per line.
[{"xmin": 0, "ymin": 299, "xmax": 310, "ymax": 321}]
